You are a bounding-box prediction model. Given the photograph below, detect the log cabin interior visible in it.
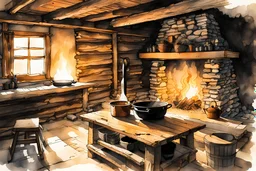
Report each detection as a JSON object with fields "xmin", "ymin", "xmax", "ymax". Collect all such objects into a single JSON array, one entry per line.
[{"xmin": 0, "ymin": 0, "xmax": 256, "ymax": 170}]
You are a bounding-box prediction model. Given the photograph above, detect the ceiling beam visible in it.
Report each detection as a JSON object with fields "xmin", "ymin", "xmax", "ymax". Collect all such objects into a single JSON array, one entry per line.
[
  {"xmin": 9, "ymin": 0, "xmax": 36, "ymax": 14},
  {"xmin": 111, "ymin": 0, "xmax": 231, "ymax": 27},
  {"xmin": 29, "ymin": 0, "xmax": 52, "ymax": 10},
  {"xmin": 84, "ymin": 2, "xmax": 155, "ymax": 22},
  {"xmin": 0, "ymin": 12, "xmax": 114, "ymax": 34},
  {"xmin": 45, "ymin": 0, "xmax": 123, "ymax": 20}
]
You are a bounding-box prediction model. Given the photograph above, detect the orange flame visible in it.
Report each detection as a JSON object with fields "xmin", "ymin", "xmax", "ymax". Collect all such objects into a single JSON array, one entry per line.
[{"xmin": 185, "ymin": 86, "xmax": 198, "ymax": 99}]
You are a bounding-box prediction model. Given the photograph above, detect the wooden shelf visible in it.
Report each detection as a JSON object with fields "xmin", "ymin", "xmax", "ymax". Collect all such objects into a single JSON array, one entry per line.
[
  {"xmin": 97, "ymin": 140, "xmax": 144, "ymax": 166},
  {"xmin": 160, "ymin": 143, "xmax": 195, "ymax": 169},
  {"xmin": 87, "ymin": 144, "xmax": 134, "ymax": 171},
  {"xmin": 139, "ymin": 51, "xmax": 239, "ymax": 60},
  {"xmin": 0, "ymin": 82, "xmax": 94, "ymax": 103}
]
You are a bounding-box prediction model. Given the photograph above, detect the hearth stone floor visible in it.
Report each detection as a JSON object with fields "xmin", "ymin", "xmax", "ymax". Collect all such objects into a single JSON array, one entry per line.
[{"xmin": 0, "ymin": 115, "xmax": 255, "ymax": 171}]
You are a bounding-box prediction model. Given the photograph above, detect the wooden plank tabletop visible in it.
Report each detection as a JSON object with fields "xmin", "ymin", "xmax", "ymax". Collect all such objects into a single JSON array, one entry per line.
[{"xmin": 80, "ymin": 111, "xmax": 205, "ymax": 147}]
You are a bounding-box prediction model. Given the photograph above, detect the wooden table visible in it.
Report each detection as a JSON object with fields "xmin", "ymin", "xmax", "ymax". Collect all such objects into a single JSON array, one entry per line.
[{"xmin": 81, "ymin": 111, "xmax": 205, "ymax": 171}]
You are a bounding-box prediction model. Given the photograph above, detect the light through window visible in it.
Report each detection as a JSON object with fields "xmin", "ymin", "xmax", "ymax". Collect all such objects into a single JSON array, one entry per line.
[{"xmin": 13, "ymin": 37, "xmax": 45, "ymax": 75}]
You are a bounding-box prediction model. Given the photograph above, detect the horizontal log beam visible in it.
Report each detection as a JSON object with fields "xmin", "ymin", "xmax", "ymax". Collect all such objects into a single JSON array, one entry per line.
[
  {"xmin": 84, "ymin": 1, "xmax": 154, "ymax": 22},
  {"xmin": 111, "ymin": 0, "xmax": 230, "ymax": 27},
  {"xmin": 30, "ymin": 0, "xmax": 52, "ymax": 10},
  {"xmin": 0, "ymin": 12, "xmax": 113, "ymax": 34},
  {"xmin": 9, "ymin": 0, "xmax": 35, "ymax": 14},
  {"xmin": 45, "ymin": 0, "xmax": 122, "ymax": 20}
]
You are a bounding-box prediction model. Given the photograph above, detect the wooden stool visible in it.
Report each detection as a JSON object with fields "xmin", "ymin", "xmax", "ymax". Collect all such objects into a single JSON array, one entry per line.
[{"xmin": 9, "ymin": 118, "xmax": 44, "ymax": 162}]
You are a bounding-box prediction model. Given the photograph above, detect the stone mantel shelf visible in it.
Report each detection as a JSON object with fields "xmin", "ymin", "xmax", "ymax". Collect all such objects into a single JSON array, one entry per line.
[
  {"xmin": 0, "ymin": 82, "xmax": 95, "ymax": 102},
  {"xmin": 139, "ymin": 51, "xmax": 239, "ymax": 60}
]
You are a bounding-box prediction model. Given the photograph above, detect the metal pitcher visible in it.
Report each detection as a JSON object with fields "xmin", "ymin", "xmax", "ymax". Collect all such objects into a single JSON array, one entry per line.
[{"xmin": 203, "ymin": 101, "xmax": 222, "ymax": 119}]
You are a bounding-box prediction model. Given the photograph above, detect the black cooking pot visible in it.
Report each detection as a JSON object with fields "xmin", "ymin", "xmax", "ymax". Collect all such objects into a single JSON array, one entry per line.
[{"xmin": 133, "ymin": 101, "xmax": 172, "ymax": 120}]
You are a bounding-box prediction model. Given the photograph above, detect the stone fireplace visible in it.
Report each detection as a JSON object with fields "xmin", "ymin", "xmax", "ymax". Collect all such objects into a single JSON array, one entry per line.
[{"xmin": 141, "ymin": 11, "xmax": 244, "ymax": 119}]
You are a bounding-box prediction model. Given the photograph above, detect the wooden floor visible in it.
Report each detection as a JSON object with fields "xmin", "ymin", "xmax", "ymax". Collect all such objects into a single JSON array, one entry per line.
[
  {"xmin": 166, "ymin": 108, "xmax": 254, "ymax": 171},
  {"xmin": 0, "ymin": 111, "xmax": 255, "ymax": 171},
  {"xmin": 0, "ymin": 120, "xmax": 117, "ymax": 171}
]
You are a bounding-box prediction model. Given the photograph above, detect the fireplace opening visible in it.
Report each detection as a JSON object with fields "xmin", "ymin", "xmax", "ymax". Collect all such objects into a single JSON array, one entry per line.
[{"xmin": 166, "ymin": 61, "xmax": 203, "ymax": 110}]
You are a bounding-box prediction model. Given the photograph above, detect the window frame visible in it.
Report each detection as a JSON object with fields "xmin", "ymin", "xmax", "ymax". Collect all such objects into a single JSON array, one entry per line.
[{"xmin": 9, "ymin": 31, "xmax": 51, "ymax": 82}]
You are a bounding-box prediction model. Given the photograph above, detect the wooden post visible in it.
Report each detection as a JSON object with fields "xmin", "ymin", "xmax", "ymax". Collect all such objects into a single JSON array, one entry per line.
[
  {"xmin": 8, "ymin": 32, "xmax": 14, "ymax": 75},
  {"xmin": 112, "ymin": 33, "xmax": 118, "ymax": 97},
  {"xmin": 2, "ymin": 23, "xmax": 8, "ymax": 77},
  {"xmin": 180, "ymin": 133, "xmax": 196, "ymax": 162},
  {"xmin": 144, "ymin": 145, "xmax": 161, "ymax": 171},
  {"xmin": 88, "ymin": 122, "xmax": 97, "ymax": 158},
  {"xmin": 180, "ymin": 133, "xmax": 195, "ymax": 149},
  {"xmin": 45, "ymin": 34, "xmax": 51, "ymax": 79},
  {"xmin": 82, "ymin": 89, "xmax": 88, "ymax": 112}
]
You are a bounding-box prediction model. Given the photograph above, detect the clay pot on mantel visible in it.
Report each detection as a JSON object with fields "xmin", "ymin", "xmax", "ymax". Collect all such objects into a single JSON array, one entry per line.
[
  {"xmin": 167, "ymin": 36, "xmax": 174, "ymax": 44},
  {"xmin": 174, "ymin": 44, "xmax": 188, "ymax": 52},
  {"xmin": 157, "ymin": 43, "xmax": 167, "ymax": 52}
]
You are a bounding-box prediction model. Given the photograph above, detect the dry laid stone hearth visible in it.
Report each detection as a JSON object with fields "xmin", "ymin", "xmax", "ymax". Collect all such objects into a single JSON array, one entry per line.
[
  {"xmin": 157, "ymin": 13, "xmax": 229, "ymax": 51},
  {"xmin": 202, "ymin": 59, "xmax": 242, "ymax": 118},
  {"xmin": 149, "ymin": 61, "xmax": 168, "ymax": 101},
  {"xmin": 148, "ymin": 11, "xmax": 252, "ymax": 119}
]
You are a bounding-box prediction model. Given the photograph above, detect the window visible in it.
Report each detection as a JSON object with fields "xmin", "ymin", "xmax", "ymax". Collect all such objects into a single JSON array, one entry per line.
[
  {"xmin": 14, "ymin": 37, "xmax": 45, "ymax": 75},
  {"xmin": 8, "ymin": 31, "xmax": 50, "ymax": 81}
]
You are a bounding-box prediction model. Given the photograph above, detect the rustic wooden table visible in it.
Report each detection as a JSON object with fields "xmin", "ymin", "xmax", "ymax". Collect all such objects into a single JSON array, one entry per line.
[{"xmin": 80, "ymin": 111, "xmax": 205, "ymax": 171}]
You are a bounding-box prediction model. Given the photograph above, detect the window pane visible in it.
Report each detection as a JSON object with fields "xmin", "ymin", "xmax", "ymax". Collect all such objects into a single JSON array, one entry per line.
[
  {"xmin": 30, "ymin": 37, "xmax": 44, "ymax": 48},
  {"xmin": 14, "ymin": 59, "xmax": 28, "ymax": 75},
  {"xmin": 30, "ymin": 50, "xmax": 45, "ymax": 56},
  {"xmin": 14, "ymin": 50, "xmax": 28, "ymax": 56},
  {"xmin": 31, "ymin": 59, "xmax": 44, "ymax": 74},
  {"xmin": 14, "ymin": 38, "xmax": 28, "ymax": 49}
]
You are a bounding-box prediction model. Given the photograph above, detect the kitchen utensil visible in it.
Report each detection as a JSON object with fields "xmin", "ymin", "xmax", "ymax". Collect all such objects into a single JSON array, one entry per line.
[
  {"xmin": 120, "ymin": 136, "xmax": 137, "ymax": 152},
  {"xmin": 110, "ymin": 101, "xmax": 131, "ymax": 117},
  {"xmin": 52, "ymin": 80, "xmax": 76, "ymax": 86},
  {"xmin": 98, "ymin": 127, "xmax": 120, "ymax": 145},
  {"xmin": 203, "ymin": 101, "xmax": 222, "ymax": 119},
  {"xmin": 174, "ymin": 44, "xmax": 188, "ymax": 52},
  {"xmin": 133, "ymin": 101, "xmax": 172, "ymax": 120},
  {"xmin": 162, "ymin": 142, "xmax": 176, "ymax": 160}
]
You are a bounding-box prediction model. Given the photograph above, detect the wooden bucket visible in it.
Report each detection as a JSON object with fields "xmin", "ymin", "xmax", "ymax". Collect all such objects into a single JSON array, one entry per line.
[{"xmin": 204, "ymin": 133, "xmax": 237, "ymax": 169}]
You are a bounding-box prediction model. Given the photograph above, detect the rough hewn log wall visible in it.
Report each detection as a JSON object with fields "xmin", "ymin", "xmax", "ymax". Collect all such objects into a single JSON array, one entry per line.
[
  {"xmin": 0, "ymin": 90, "xmax": 83, "ymax": 139},
  {"xmin": 117, "ymin": 34, "xmax": 149, "ymax": 102},
  {"xmin": 75, "ymin": 31, "xmax": 113, "ymax": 110}
]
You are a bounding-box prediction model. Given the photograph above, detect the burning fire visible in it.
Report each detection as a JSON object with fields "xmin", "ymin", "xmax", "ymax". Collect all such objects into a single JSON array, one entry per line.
[
  {"xmin": 185, "ymin": 86, "xmax": 198, "ymax": 99},
  {"xmin": 53, "ymin": 55, "xmax": 73, "ymax": 81}
]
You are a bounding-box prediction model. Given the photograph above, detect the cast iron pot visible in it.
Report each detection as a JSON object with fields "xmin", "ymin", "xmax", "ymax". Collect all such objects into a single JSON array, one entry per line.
[
  {"xmin": 110, "ymin": 101, "xmax": 131, "ymax": 117},
  {"xmin": 133, "ymin": 101, "xmax": 172, "ymax": 120},
  {"xmin": 162, "ymin": 142, "xmax": 176, "ymax": 160}
]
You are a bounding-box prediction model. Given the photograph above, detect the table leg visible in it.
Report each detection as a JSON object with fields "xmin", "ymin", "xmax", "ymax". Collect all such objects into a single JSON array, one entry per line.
[
  {"xmin": 88, "ymin": 122, "xmax": 96, "ymax": 158},
  {"xmin": 180, "ymin": 133, "xmax": 196, "ymax": 162},
  {"xmin": 144, "ymin": 145, "xmax": 161, "ymax": 171},
  {"xmin": 180, "ymin": 132, "xmax": 194, "ymax": 149}
]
